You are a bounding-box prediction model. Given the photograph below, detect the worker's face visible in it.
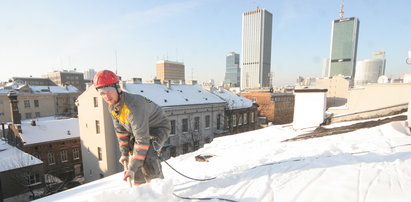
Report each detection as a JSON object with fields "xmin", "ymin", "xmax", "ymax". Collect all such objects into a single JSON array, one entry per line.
[{"xmin": 100, "ymin": 90, "xmax": 119, "ymax": 106}]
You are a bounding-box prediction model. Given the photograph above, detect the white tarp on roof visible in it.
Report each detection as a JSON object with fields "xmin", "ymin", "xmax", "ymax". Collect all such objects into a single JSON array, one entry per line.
[
  {"xmin": 35, "ymin": 117, "xmax": 411, "ymax": 202},
  {"xmin": 0, "ymin": 141, "xmax": 42, "ymax": 172},
  {"xmin": 20, "ymin": 117, "xmax": 80, "ymax": 145},
  {"xmin": 123, "ymin": 83, "xmax": 225, "ymax": 107}
]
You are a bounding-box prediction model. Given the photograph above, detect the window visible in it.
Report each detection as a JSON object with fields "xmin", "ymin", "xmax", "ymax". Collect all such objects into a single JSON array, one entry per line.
[
  {"xmin": 205, "ymin": 115, "xmax": 210, "ymax": 128},
  {"xmin": 73, "ymin": 147, "xmax": 80, "ymax": 160},
  {"xmin": 35, "ymin": 112, "xmax": 41, "ymax": 117},
  {"xmin": 170, "ymin": 120, "xmax": 176, "ymax": 135},
  {"xmin": 170, "ymin": 147, "xmax": 177, "ymax": 157},
  {"xmin": 251, "ymin": 112, "xmax": 255, "ymax": 123},
  {"xmin": 238, "ymin": 114, "xmax": 242, "ymax": 126},
  {"xmin": 217, "ymin": 114, "xmax": 221, "ymax": 130},
  {"xmin": 194, "ymin": 117, "xmax": 200, "ymax": 131},
  {"xmin": 34, "ymin": 100, "xmax": 39, "ymax": 107},
  {"xmin": 232, "ymin": 115, "xmax": 236, "ymax": 127},
  {"xmin": 25, "ymin": 113, "xmax": 32, "ymax": 119},
  {"xmin": 95, "ymin": 120, "xmax": 100, "ymax": 134},
  {"xmin": 24, "ymin": 100, "xmax": 30, "ymax": 108},
  {"xmin": 182, "ymin": 118, "xmax": 188, "ymax": 133},
  {"xmin": 243, "ymin": 113, "xmax": 248, "ymax": 124},
  {"xmin": 93, "ymin": 97, "xmax": 98, "ymax": 107},
  {"xmin": 48, "ymin": 152, "xmax": 55, "ymax": 165},
  {"xmin": 26, "ymin": 172, "xmax": 41, "ymax": 186},
  {"xmin": 98, "ymin": 147, "xmax": 102, "ymax": 161},
  {"xmin": 60, "ymin": 149, "xmax": 68, "ymax": 162},
  {"xmin": 183, "ymin": 143, "xmax": 189, "ymax": 153}
]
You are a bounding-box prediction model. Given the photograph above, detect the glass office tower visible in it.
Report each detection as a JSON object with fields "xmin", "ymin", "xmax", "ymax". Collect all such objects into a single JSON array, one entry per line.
[
  {"xmin": 224, "ymin": 52, "xmax": 240, "ymax": 87},
  {"xmin": 328, "ymin": 17, "xmax": 360, "ymax": 78}
]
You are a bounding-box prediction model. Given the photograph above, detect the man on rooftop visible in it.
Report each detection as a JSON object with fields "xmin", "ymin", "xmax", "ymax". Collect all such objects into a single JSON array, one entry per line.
[{"xmin": 93, "ymin": 70, "xmax": 170, "ymax": 186}]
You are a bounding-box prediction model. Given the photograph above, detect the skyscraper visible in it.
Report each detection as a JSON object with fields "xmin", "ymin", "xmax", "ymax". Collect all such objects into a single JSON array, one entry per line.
[
  {"xmin": 241, "ymin": 8, "xmax": 273, "ymax": 89},
  {"xmin": 224, "ymin": 52, "xmax": 240, "ymax": 87},
  {"xmin": 328, "ymin": 17, "xmax": 360, "ymax": 79}
]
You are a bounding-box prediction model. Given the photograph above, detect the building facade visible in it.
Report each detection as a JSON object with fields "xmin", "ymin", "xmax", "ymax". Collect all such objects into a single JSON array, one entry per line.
[
  {"xmin": 0, "ymin": 83, "xmax": 80, "ymax": 122},
  {"xmin": 209, "ymin": 87, "xmax": 258, "ymax": 135},
  {"xmin": 328, "ymin": 17, "xmax": 360, "ymax": 79},
  {"xmin": 0, "ymin": 141, "xmax": 44, "ymax": 201},
  {"xmin": 224, "ymin": 52, "xmax": 240, "ymax": 87},
  {"xmin": 241, "ymin": 91, "xmax": 295, "ymax": 124},
  {"xmin": 156, "ymin": 60, "xmax": 185, "ymax": 83},
  {"xmin": 354, "ymin": 50, "xmax": 386, "ymax": 86},
  {"xmin": 241, "ymin": 8, "xmax": 273, "ymax": 89},
  {"xmin": 77, "ymin": 82, "xmax": 226, "ymax": 183},
  {"xmin": 43, "ymin": 70, "xmax": 86, "ymax": 92},
  {"xmin": 5, "ymin": 117, "xmax": 82, "ymax": 183}
]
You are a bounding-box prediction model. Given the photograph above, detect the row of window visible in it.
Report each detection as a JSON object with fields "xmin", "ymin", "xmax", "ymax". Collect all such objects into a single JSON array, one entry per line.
[
  {"xmin": 271, "ymin": 97, "xmax": 294, "ymax": 102},
  {"xmin": 24, "ymin": 99, "xmax": 40, "ymax": 108},
  {"xmin": 24, "ymin": 112, "xmax": 41, "ymax": 119},
  {"xmin": 232, "ymin": 112, "xmax": 255, "ymax": 127},
  {"xmin": 40, "ymin": 147, "xmax": 80, "ymax": 165},
  {"xmin": 169, "ymin": 114, "xmax": 222, "ymax": 134}
]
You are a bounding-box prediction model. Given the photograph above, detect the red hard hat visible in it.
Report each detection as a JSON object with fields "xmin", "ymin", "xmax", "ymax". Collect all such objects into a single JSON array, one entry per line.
[{"xmin": 93, "ymin": 70, "xmax": 119, "ymax": 89}]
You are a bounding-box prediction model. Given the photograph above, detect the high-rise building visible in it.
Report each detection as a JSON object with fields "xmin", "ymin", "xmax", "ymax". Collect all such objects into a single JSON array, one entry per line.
[
  {"xmin": 328, "ymin": 17, "xmax": 360, "ymax": 79},
  {"xmin": 241, "ymin": 8, "xmax": 273, "ymax": 89},
  {"xmin": 156, "ymin": 60, "xmax": 185, "ymax": 83},
  {"xmin": 354, "ymin": 50, "xmax": 386, "ymax": 86},
  {"xmin": 224, "ymin": 52, "xmax": 240, "ymax": 87}
]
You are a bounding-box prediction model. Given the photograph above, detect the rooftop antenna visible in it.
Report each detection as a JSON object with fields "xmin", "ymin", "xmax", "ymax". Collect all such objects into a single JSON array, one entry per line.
[
  {"xmin": 115, "ymin": 50, "xmax": 118, "ymax": 74},
  {"xmin": 339, "ymin": 0, "xmax": 345, "ymax": 20}
]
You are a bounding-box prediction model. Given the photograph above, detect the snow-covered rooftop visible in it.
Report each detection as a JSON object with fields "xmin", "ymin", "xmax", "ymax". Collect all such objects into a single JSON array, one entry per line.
[
  {"xmin": 20, "ymin": 117, "xmax": 80, "ymax": 145},
  {"xmin": 209, "ymin": 87, "xmax": 253, "ymax": 109},
  {"xmin": 36, "ymin": 116, "xmax": 411, "ymax": 202},
  {"xmin": 0, "ymin": 140, "xmax": 42, "ymax": 172},
  {"xmin": 123, "ymin": 83, "xmax": 226, "ymax": 107},
  {"xmin": 29, "ymin": 85, "xmax": 78, "ymax": 94},
  {"xmin": 0, "ymin": 81, "xmax": 78, "ymax": 94}
]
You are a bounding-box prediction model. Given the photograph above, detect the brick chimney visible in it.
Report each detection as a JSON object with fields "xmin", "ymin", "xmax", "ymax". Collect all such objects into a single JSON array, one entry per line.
[{"xmin": 7, "ymin": 90, "xmax": 22, "ymax": 133}]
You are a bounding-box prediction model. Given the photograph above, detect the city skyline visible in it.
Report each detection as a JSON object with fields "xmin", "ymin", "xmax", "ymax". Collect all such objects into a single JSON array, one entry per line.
[{"xmin": 0, "ymin": 0, "xmax": 410, "ymax": 86}]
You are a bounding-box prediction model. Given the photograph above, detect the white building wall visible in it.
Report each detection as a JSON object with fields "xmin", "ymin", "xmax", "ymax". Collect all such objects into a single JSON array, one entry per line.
[{"xmin": 293, "ymin": 89, "xmax": 327, "ymax": 130}]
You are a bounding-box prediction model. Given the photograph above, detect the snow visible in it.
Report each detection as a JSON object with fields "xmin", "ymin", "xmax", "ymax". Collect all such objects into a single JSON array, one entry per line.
[
  {"xmin": 0, "ymin": 140, "xmax": 42, "ymax": 172},
  {"xmin": 123, "ymin": 83, "xmax": 225, "ymax": 107},
  {"xmin": 209, "ymin": 87, "xmax": 253, "ymax": 109},
  {"xmin": 0, "ymin": 81, "xmax": 78, "ymax": 94},
  {"xmin": 36, "ymin": 118, "xmax": 411, "ymax": 202},
  {"xmin": 20, "ymin": 117, "xmax": 80, "ymax": 145},
  {"xmin": 29, "ymin": 85, "xmax": 78, "ymax": 93}
]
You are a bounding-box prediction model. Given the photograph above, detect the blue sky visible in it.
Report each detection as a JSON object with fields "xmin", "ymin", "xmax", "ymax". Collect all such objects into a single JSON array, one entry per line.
[{"xmin": 0, "ymin": 0, "xmax": 410, "ymax": 86}]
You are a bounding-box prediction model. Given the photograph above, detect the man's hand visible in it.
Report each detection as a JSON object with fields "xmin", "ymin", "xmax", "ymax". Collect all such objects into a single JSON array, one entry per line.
[
  {"xmin": 123, "ymin": 170, "xmax": 135, "ymax": 182},
  {"xmin": 119, "ymin": 156, "xmax": 129, "ymax": 166}
]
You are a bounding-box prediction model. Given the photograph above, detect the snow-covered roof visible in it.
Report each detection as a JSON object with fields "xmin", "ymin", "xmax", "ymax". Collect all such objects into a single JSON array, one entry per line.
[
  {"xmin": 36, "ymin": 115, "xmax": 411, "ymax": 202},
  {"xmin": 123, "ymin": 83, "xmax": 226, "ymax": 107},
  {"xmin": 0, "ymin": 141, "xmax": 42, "ymax": 172},
  {"xmin": 29, "ymin": 85, "xmax": 78, "ymax": 94},
  {"xmin": 20, "ymin": 117, "xmax": 80, "ymax": 145},
  {"xmin": 209, "ymin": 87, "xmax": 252, "ymax": 109},
  {"xmin": 0, "ymin": 81, "xmax": 79, "ymax": 94}
]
